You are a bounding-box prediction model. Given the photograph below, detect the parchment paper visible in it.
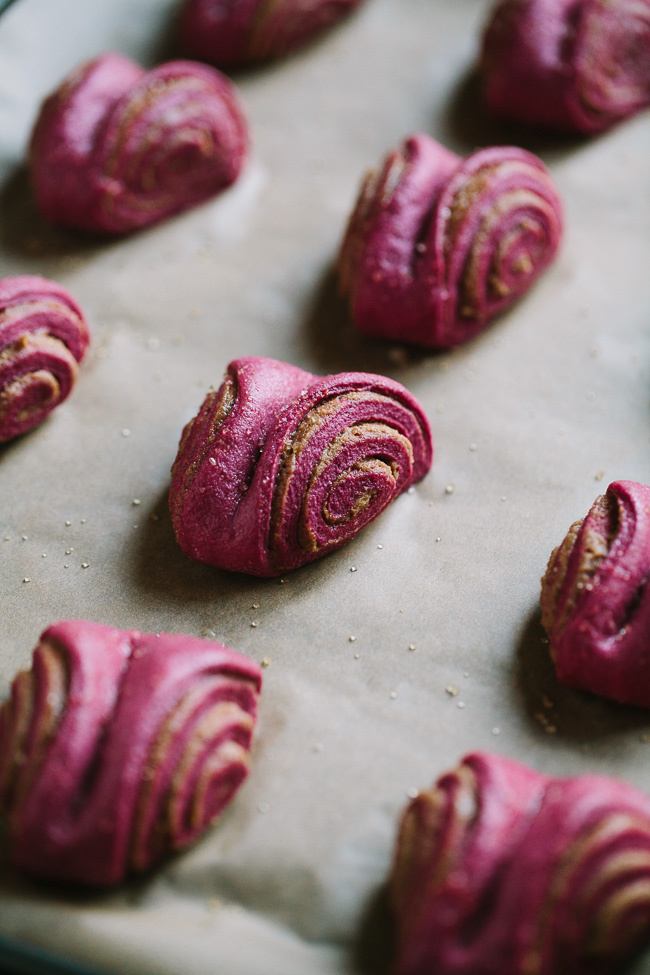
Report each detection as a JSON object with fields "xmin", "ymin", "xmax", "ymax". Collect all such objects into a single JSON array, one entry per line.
[{"xmin": 1, "ymin": 0, "xmax": 650, "ymax": 972}]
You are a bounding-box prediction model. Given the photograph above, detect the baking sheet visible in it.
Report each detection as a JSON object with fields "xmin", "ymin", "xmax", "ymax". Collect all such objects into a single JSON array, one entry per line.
[{"xmin": 1, "ymin": 0, "xmax": 650, "ymax": 972}]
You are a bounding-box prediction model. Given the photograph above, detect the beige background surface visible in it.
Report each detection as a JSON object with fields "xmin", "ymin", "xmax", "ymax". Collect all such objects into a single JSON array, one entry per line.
[{"xmin": 1, "ymin": 0, "xmax": 650, "ymax": 971}]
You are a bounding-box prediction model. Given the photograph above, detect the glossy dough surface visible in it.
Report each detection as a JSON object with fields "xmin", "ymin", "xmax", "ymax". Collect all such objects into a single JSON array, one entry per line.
[
  {"xmin": 0, "ymin": 275, "xmax": 89, "ymax": 442},
  {"xmin": 179, "ymin": 0, "xmax": 365, "ymax": 67},
  {"xmin": 338, "ymin": 133, "xmax": 563, "ymax": 348},
  {"xmin": 0, "ymin": 620, "xmax": 262, "ymax": 885},
  {"xmin": 481, "ymin": 0, "xmax": 650, "ymax": 134},
  {"xmin": 541, "ymin": 479, "xmax": 650, "ymax": 707},
  {"xmin": 30, "ymin": 52, "xmax": 248, "ymax": 234},
  {"xmin": 391, "ymin": 751, "xmax": 650, "ymax": 975},
  {"xmin": 169, "ymin": 356, "xmax": 432, "ymax": 576}
]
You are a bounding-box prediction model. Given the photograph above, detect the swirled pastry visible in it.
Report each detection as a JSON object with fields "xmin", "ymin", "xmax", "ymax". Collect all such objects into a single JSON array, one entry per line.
[
  {"xmin": 391, "ymin": 751, "xmax": 650, "ymax": 975},
  {"xmin": 179, "ymin": 0, "xmax": 365, "ymax": 67},
  {"xmin": 30, "ymin": 53, "xmax": 248, "ymax": 235},
  {"xmin": 481, "ymin": 0, "xmax": 650, "ymax": 134},
  {"xmin": 541, "ymin": 480, "xmax": 650, "ymax": 707},
  {"xmin": 0, "ymin": 620, "xmax": 262, "ymax": 885},
  {"xmin": 0, "ymin": 276, "xmax": 89, "ymax": 442},
  {"xmin": 169, "ymin": 356, "xmax": 432, "ymax": 576},
  {"xmin": 338, "ymin": 133, "xmax": 563, "ymax": 349}
]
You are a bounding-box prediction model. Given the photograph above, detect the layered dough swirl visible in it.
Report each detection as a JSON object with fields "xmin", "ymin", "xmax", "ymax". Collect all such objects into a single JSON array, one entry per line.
[
  {"xmin": 30, "ymin": 53, "xmax": 248, "ymax": 235},
  {"xmin": 391, "ymin": 751, "xmax": 650, "ymax": 975},
  {"xmin": 179, "ymin": 0, "xmax": 365, "ymax": 67},
  {"xmin": 338, "ymin": 133, "xmax": 563, "ymax": 349},
  {"xmin": 0, "ymin": 621, "xmax": 262, "ymax": 886},
  {"xmin": 481, "ymin": 0, "xmax": 650, "ymax": 134},
  {"xmin": 541, "ymin": 480, "xmax": 650, "ymax": 707},
  {"xmin": 0, "ymin": 275, "xmax": 89, "ymax": 442},
  {"xmin": 169, "ymin": 356, "xmax": 432, "ymax": 576}
]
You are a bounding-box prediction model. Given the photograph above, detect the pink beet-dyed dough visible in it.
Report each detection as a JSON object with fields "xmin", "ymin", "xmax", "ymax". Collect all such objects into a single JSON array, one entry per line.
[
  {"xmin": 179, "ymin": 0, "xmax": 365, "ymax": 67},
  {"xmin": 0, "ymin": 275, "xmax": 89, "ymax": 441},
  {"xmin": 481, "ymin": 0, "xmax": 650, "ymax": 134},
  {"xmin": 392, "ymin": 751, "xmax": 650, "ymax": 975},
  {"xmin": 169, "ymin": 356, "xmax": 433, "ymax": 576},
  {"xmin": 0, "ymin": 621, "xmax": 262, "ymax": 886},
  {"xmin": 338, "ymin": 133, "xmax": 563, "ymax": 349},
  {"xmin": 544, "ymin": 480, "xmax": 650, "ymax": 707},
  {"xmin": 30, "ymin": 52, "xmax": 248, "ymax": 235}
]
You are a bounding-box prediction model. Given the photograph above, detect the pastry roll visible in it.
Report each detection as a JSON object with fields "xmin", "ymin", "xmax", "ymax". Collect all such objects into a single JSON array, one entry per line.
[
  {"xmin": 30, "ymin": 53, "xmax": 248, "ymax": 235},
  {"xmin": 391, "ymin": 751, "xmax": 650, "ymax": 974},
  {"xmin": 179, "ymin": 0, "xmax": 365, "ymax": 67},
  {"xmin": 541, "ymin": 479, "xmax": 650, "ymax": 707},
  {"xmin": 170, "ymin": 356, "xmax": 432, "ymax": 576},
  {"xmin": 481, "ymin": 0, "xmax": 650, "ymax": 134},
  {"xmin": 0, "ymin": 275, "xmax": 89, "ymax": 442},
  {"xmin": 0, "ymin": 620, "xmax": 262, "ymax": 885},
  {"xmin": 338, "ymin": 133, "xmax": 563, "ymax": 348}
]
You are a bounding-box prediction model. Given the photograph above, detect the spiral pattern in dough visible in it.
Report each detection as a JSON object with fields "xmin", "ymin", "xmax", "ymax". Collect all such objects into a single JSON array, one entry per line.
[
  {"xmin": 481, "ymin": 0, "xmax": 650, "ymax": 134},
  {"xmin": 391, "ymin": 751, "xmax": 650, "ymax": 975},
  {"xmin": 338, "ymin": 133, "xmax": 563, "ymax": 348},
  {"xmin": 169, "ymin": 356, "xmax": 432, "ymax": 576},
  {"xmin": 0, "ymin": 620, "xmax": 262, "ymax": 885},
  {"xmin": 30, "ymin": 53, "xmax": 248, "ymax": 234},
  {"xmin": 541, "ymin": 479, "xmax": 650, "ymax": 707},
  {"xmin": 0, "ymin": 275, "xmax": 89, "ymax": 442}
]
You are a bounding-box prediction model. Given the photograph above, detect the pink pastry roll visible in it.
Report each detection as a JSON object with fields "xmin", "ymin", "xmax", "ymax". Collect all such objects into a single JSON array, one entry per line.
[
  {"xmin": 30, "ymin": 53, "xmax": 248, "ymax": 235},
  {"xmin": 541, "ymin": 479, "xmax": 650, "ymax": 707},
  {"xmin": 481, "ymin": 0, "xmax": 650, "ymax": 134},
  {"xmin": 169, "ymin": 356, "xmax": 432, "ymax": 576},
  {"xmin": 338, "ymin": 133, "xmax": 563, "ymax": 349},
  {"xmin": 391, "ymin": 751, "xmax": 650, "ymax": 975},
  {"xmin": 179, "ymin": 0, "xmax": 365, "ymax": 68},
  {"xmin": 0, "ymin": 621, "xmax": 262, "ymax": 886},
  {"xmin": 0, "ymin": 275, "xmax": 89, "ymax": 442}
]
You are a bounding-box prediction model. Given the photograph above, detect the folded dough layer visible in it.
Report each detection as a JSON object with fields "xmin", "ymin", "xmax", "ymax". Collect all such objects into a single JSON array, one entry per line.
[
  {"xmin": 0, "ymin": 621, "xmax": 262, "ymax": 885},
  {"xmin": 481, "ymin": 0, "xmax": 650, "ymax": 133},
  {"xmin": 392, "ymin": 751, "xmax": 650, "ymax": 974},
  {"xmin": 541, "ymin": 479, "xmax": 650, "ymax": 707},
  {"xmin": 0, "ymin": 275, "xmax": 89, "ymax": 441},
  {"xmin": 179, "ymin": 0, "xmax": 365, "ymax": 67},
  {"xmin": 169, "ymin": 356, "xmax": 432, "ymax": 575},
  {"xmin": 338, "ymin": 133, "xmax": 563, "ymax": 348},
  {"xmin": 30, "ymin": 53, "xmax": 248, "ymax": 234}
]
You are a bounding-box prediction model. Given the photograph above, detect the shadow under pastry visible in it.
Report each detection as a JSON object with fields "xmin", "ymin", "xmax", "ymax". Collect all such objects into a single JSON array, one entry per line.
[
  {"xmin": 351, "ymin": 882, "xmax": 395, "ymax": 975},
  {"xmin": 302, "ymin": 263, "xmax": 433, "ymax": 378},
  {"xmin": 129, "ymin": 487, "xmax": 263, "ymax": 605},
  {"xmin": 130, "ymin": 483, "xmax": 348, "ymax": 611},
  {"xmin": 439, "ymin": 66, "xmax": 586, "ymax": 163},
  {"xmin": 515, "ymin": 607, "xmax": 650, "ymax": 743},
  {"xmin": 0, "ymin": 166, "xmax": 105, "ymax": 266}
]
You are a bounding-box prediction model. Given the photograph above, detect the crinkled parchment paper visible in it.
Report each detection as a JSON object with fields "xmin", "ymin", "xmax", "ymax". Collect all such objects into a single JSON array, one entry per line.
[{"xmin": 1, "ymin": 0, "xmax": 650, "ymax": 972}]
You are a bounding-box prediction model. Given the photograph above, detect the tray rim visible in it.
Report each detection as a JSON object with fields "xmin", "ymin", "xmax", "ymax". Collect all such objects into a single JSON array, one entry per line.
[{"xmin": 0, "ymin": 935, "xmax": 108, "ymax": 975}]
